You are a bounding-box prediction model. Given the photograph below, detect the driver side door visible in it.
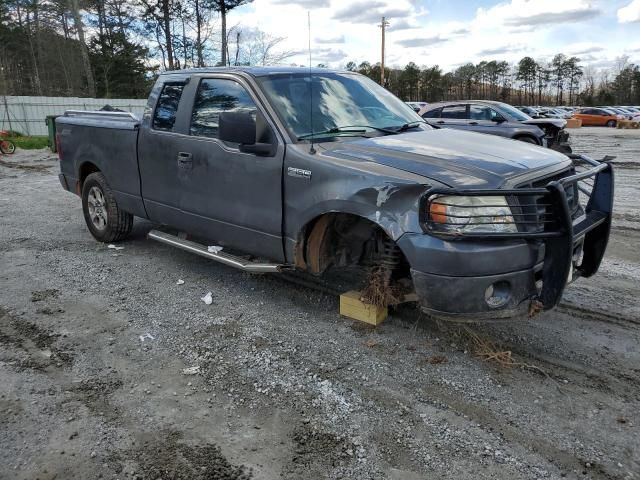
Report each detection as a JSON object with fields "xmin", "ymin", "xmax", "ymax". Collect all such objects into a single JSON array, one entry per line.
[{"xmin": 172, "ymin": 75, "xmax": 285, "ymax": 262}]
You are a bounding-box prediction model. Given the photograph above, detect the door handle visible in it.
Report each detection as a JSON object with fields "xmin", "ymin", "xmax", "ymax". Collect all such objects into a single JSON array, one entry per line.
[
  {"xmin": 177, "ymin": 152, "xmax": 192, "ymax": 162},
  {"xmin": 177, "ymin": 152, "xmax": 193, "ymax": 169},
  {"xmin": 436, "ymin": 120, "xmax": 445, "ymax": 124},
  {"xmin": 469, "ymin": 121, "xmax": 478, "ymax": 125}
]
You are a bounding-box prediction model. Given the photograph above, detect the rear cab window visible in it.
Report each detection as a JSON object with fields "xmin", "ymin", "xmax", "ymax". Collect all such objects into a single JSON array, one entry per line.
[{"xmin": 152, "ymin": 83, "xmax": 185, "ymax": 131}]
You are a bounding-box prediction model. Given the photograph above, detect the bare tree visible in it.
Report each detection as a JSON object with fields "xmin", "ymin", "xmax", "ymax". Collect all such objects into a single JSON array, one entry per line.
[
  {"xmin": 141, "ymin": 0, "xmax": 176, "ymax": 70},
  {"xmin": 233, "ymin": 28, "xmax": 295, "ymax": 66},
  {"xmin": 211, "ymin": 0, "xmax": 253, "ymax": 66}
]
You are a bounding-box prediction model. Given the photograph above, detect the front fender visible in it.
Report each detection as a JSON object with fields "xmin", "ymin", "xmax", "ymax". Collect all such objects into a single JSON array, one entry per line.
[
  {"xmin": 282, "ymin": 144, "xmax": 436, "ymax": 263},
  {"xmin": 292, "ymin": 184, "xmax": 427, "ymax": 242}
]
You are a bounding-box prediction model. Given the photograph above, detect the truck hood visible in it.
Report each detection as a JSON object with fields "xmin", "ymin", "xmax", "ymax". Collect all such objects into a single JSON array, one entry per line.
[
  {"xmin": 522, "ymin": 118, "xmax": 567, "ymax": 129},
  {"xmin": 321, "ymin": 128, "xmax": 570, "ymax": 188}
]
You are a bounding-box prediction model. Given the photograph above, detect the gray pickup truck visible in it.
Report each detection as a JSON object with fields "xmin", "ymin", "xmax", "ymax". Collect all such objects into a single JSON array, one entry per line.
[{"xmin": 56, "ymin": 67, "xmax": 614, "ymax": 320}]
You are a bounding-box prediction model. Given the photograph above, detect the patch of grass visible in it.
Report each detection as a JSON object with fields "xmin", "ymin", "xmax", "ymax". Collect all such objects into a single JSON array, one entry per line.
[{"xmin": 9, "ymin": 136, "xmax": 49, "ymax": 150}]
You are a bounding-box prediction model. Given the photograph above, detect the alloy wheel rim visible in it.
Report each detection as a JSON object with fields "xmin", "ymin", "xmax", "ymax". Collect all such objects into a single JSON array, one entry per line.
[{"xmin": 87, "ymin": 186, "xmax": 108, "ymax": 231}]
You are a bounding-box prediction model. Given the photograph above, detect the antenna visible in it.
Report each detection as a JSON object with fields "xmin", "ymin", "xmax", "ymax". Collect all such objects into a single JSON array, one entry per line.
[{"xmin": 308, "ymin": 11, "xmax": 316, "ymax": 155}]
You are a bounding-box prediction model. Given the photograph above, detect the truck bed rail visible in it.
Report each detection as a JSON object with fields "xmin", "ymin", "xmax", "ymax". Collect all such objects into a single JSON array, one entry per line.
[{"xmin": 63, "ymin": 110, "xmax": 140, "ymax": 122}]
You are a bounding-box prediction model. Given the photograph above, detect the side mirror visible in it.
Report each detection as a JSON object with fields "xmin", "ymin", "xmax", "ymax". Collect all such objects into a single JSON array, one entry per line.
[
  {"xmin": 218, "ymin": 111, "xmax": 275, "ymax": 156},
  {"xmin": 492, "ymin": 116, "xmax": 506, "ymax": 123},
  {"xmin": 219, "ymin": 111, "xmax": 256, "ymax": 144}
]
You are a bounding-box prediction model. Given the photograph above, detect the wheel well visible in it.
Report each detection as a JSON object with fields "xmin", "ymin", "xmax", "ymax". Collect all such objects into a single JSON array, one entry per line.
[
  {"xmin": 295, "ymin": 212, "xmax": 409, "ymax": 275},
  {"xmin": 514, "ymin": 134, "xmax": 539, "ymax": 144},
  {"xmin": 78, "ymin": 162, "xmax": 100, "ymax": 189}
]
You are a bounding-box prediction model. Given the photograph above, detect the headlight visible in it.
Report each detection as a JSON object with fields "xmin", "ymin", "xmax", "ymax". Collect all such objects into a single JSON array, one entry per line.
[{"xmin": 428, "ymin": 195, "xmax": 517, "ymax": 234}]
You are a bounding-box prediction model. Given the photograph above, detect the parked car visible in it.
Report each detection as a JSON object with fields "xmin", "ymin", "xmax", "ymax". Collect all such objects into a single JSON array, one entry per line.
[
  {"xmin": 419, "ymin": 100, "xmax": 571, "ymax": 153},
  {"xmin": 56, "ymin": 67, "xmax": 613, "ymax": 320},
  {"xmin": 517, "ymin": 106, "xmax": 542, "ymax": 118},
  {"xmin": 611, "ymin": 107, "xmax": 636, "ymax": 119},
  {"xmin": 406, "ymin": 101, "xmax": 428, "ymax": 113},
  {"xmin": 551, "ymin": 108, "xmax": 573, "ymax": 119},
  {"xmin": 573, "ymin": 108, "xmax": 619, "ymax": 127}
]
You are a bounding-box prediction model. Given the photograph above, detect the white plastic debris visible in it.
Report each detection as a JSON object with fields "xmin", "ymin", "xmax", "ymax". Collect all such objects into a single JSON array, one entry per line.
[
  {"xmin": 201, "ymin": 292, "xmax": 213, "ymax": 305},
  {"xmin": 207, "ymin": 245, "xmax": 223, "ymax": 254},
  {"xmin": 182, "ymin": 366, "xmax": 200, "ymax": 375},
  {"xmin": 176, "ymin": 279, "xmax": 185, "ymax": 285},
  {"xmin": 139, "ymin": 333, "xmax": 155, "ymax": 342},
  {"xmin": 108, "ymin": 244, "xmax": 124, "ymax": 251}
]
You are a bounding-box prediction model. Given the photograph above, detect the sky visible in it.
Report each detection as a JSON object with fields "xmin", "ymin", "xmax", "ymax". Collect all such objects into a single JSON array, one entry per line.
[{"xmin": 227, "ymin": 0, "xmax": 640, "ymax": 71}]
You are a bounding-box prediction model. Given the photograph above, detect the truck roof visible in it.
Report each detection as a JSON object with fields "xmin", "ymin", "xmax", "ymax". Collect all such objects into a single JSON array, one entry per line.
[{"xmin": 160, "ymin": 66, "xmax": 346, "ymax": 77}]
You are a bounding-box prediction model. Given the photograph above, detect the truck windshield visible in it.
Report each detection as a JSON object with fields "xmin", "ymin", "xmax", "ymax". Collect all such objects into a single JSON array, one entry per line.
[{"xmin": 257, "ymin": 72, "xmax": 426, "ymax": 141}]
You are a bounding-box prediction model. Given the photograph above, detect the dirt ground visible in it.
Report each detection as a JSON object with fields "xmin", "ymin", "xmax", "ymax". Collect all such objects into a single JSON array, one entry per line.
[{"xmin": 0, "ymin": 127, "xmax": 638, "ymax": 480}]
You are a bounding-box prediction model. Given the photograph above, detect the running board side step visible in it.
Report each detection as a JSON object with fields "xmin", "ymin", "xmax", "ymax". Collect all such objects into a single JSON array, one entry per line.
[{"xmin": 148, "ymin": 229, "xmax": 291, "ymax": 273}]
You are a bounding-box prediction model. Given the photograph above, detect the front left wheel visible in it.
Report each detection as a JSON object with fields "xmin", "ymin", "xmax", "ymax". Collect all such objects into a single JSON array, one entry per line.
[{"xmin": 81, "ymin": 172, "xmax": 133, "ymax": 242}]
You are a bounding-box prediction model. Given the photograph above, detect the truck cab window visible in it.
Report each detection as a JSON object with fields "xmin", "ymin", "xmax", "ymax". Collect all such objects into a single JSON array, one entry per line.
[
  {"xmin": 191, "ymin": 78, "xmax": 257, "ymax": 139},
  {"xmin": 153, "ymin": 84, "xmax": 185, "ymax": 131}
]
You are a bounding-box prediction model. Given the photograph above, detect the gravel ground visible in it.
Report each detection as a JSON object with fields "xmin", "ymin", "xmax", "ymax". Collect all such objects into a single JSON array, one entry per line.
[{"xmin": 1, "ymin": 129, "xmax": 639, "ymax": 480}]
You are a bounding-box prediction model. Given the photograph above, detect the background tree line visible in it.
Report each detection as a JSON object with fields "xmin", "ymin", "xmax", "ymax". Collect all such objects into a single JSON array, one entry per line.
[
  {"xmin": 1, "ymin": 1, "xmax": 638, "ymax": 106},
  {"xmin": 0, "ymin": 0, "xmax": 294, "ymax": 98},
  {"xmin": 347, "ymin": 54, "xmax": 640, "ymax": 107}
]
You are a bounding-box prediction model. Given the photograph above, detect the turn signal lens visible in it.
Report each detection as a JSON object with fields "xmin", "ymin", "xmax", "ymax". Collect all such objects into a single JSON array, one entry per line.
[{"xmin": 429, "ymin": 201, "xmax": 448, "ymax": 223}]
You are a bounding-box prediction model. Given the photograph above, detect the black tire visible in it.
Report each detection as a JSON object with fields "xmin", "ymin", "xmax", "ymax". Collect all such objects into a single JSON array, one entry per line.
[
  {"xmin": 516, "ymin": 136, "xmax": 538, "ymax": 145},
  {"xmin": 606, "ymin": 120, "xmax": 616, "ymax": 128},
  {"xmin": 81, "ymin": 172, "xmax": 133, "ymax": 242}
]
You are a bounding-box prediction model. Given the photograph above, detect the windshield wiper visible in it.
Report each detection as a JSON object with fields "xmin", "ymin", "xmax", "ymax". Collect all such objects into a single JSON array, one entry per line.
[
  {"xmin": 297, "ymin": 122, "xmax": 425, "ymax": 141},
  {"xmin": 297, "ymin": 124, "xmax": 409, "ymax": 140},
  {"xmin": 297, "ymin": 127, "xmax": 369, "ymax": 140},
  {"xmin": 389, "ymin": 121, "xmax": 426, "ymax": 133}
]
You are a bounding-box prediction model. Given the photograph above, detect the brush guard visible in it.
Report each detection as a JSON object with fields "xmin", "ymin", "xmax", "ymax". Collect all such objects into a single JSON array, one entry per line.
[{"xmin": 421, "ymin": 154, "xmax": 614, "ymax": 311}]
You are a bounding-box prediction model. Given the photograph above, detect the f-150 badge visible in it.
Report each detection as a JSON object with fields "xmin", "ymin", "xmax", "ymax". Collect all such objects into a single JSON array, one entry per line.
[{"xmin": 287, "ymin": 167, "xmax": 312, "ymax": 180}]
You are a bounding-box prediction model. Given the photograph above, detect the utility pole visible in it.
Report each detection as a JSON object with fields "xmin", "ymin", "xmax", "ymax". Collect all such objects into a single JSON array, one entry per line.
[{"xmin": 379, "ymin": 16, "xmax": 390, "ymax": 87}]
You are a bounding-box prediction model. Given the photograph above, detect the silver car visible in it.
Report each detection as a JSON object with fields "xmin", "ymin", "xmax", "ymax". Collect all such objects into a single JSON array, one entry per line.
[{"xmin": 420, "ymin": 100, "xmax": 571, "ymax": 153}]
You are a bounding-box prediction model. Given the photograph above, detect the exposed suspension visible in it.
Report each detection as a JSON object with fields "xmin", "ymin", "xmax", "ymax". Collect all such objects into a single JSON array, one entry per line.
[{"xmin": 361, "ymin": 236, "xmax": 402, "ymax": 307}]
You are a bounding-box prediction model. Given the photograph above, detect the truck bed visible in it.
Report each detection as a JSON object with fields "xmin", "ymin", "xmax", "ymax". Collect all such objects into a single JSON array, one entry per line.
[{"xmin": 56, "ymin": 111, "xmax": 146, "ymax": 218}]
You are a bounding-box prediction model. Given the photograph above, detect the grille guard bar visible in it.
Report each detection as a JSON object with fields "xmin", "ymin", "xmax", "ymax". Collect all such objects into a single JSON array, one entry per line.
[{"xmin": 421, "ymin": 155, "xmax": 615, "ymax": 310}]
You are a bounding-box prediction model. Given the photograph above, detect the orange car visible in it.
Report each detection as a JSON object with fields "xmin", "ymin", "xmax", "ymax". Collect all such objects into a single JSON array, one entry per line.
[{"xmin": 572, "ymin": 108, "xmax": 618, "ymax": 127}]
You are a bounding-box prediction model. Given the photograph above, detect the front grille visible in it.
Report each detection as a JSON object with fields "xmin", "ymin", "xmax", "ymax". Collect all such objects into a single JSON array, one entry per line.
[
  {"xmin": 514, "ymin": 168, "xmax": 586, "ymax": 233},
  {"xmin": 422, "ymin": 155, "xmax": 610, "ymax": 242}
]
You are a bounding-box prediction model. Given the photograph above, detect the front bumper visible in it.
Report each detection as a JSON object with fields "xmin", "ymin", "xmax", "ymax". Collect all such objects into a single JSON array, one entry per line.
[{"xmin": 406, "ymin": 155, "xmax": 614, "ymax": 320}]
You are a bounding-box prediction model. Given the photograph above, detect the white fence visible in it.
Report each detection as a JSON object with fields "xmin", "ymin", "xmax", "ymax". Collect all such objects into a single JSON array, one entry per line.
[{"xmin": 0, "ymin": 96, "xmax": 148, "ymax": 136}]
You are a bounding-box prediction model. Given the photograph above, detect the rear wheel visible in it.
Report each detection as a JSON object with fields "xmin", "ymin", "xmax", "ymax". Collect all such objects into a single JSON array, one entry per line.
[
  {"xmin": 606, "ymin": 120, "xmax": 616, "ymax": 128},
  {"xmin": 0, "ymin": 140, "xmax": 16, "ymax": 154},
  {"xmin": 81, "ymin": 172, "xmax": 133, "ymax": 242}
]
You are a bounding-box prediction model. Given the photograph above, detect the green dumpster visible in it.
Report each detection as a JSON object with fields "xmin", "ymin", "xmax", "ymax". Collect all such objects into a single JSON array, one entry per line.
[{"xmin": 45, "ymin": 115, "xmax": 59, "ymax": 153}]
